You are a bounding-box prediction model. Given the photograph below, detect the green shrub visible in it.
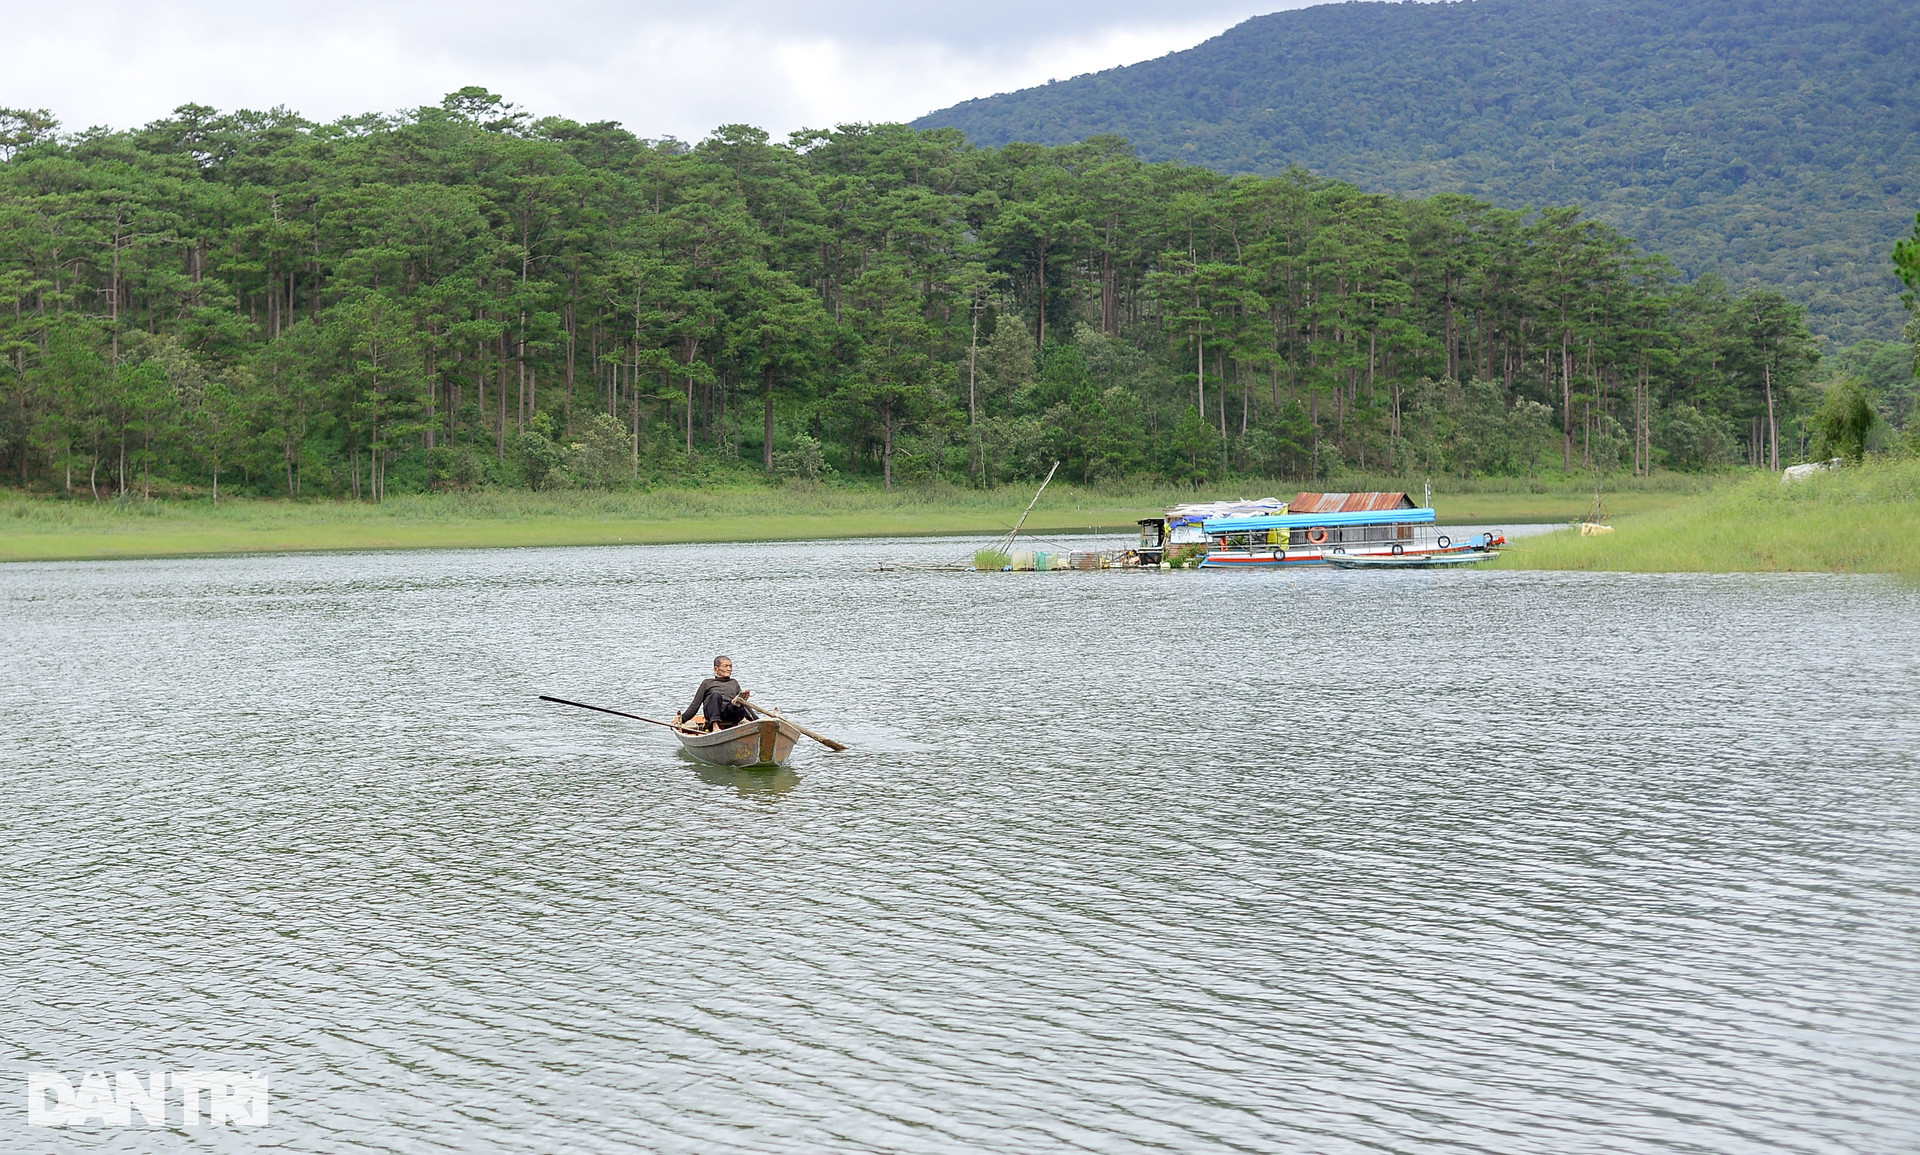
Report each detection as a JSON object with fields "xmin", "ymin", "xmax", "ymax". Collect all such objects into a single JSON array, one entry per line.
[
  {"xmin": 516, "ymin": 429, "xmax": 568, "ymax": 490},
  {"xmin": 567, "ymin": 413, "xmax": 635, "ymax": 488},
  {"xmin": 774, "ymin": 434, "xmax": 827, "ymax": 481},
  {"xmin": 1811, "ymin": 378, "xmax": 1880, "ymax": 463}
]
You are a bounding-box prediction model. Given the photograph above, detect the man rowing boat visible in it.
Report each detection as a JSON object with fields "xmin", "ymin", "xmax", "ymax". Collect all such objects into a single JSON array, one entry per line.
[{"xmin": 673, "ymin": 655, "xmax": 756, "ymax": 732}]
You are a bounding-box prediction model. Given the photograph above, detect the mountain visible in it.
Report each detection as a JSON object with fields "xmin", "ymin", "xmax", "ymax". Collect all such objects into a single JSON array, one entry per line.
[{"xmin": 916, "ymin": 0, "xmax": 1920, "ymax": 346}]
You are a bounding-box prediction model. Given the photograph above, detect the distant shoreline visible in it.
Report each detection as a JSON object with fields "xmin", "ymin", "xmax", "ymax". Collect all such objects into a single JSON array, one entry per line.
[{"xmin": 1, "ymin": 477, "xmax": 1711, "ymax": 565}]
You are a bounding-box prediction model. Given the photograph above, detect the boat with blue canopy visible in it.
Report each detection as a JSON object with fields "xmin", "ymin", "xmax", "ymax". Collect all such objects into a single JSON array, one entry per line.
[{"xmin": 1198, "ymin": 492, "xmax": 1504, "ymax": 568}]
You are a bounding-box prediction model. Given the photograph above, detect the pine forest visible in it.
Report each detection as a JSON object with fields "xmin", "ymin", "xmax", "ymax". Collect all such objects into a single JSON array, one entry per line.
[{"xmin": 0, "ymin": 91, "xmax": 1881, "ymax": 502}]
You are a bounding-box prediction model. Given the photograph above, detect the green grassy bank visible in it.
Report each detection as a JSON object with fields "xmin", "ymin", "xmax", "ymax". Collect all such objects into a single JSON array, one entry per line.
[
  {"xmin": 1496, "ymin": 459, "xmax": 1920, "ymax": 579},
  {"xmin": 0, "ymin": 475, "xmax": 1701, "ymax": 563},
  {"xmin": 0, "ymin": 484, "xmax": 1152, "ymax": 562}
]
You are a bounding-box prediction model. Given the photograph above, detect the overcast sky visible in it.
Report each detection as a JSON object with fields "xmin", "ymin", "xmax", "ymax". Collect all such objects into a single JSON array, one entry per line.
[{"xmin": 2, "ymin": 1, "xmax": 1327, "ymax": 142}]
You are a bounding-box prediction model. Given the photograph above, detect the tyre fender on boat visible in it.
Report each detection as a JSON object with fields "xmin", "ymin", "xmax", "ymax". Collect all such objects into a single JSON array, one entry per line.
[{"xmin": 1437, "ymin": 534, "xmax": 1451, "ymax": 549}]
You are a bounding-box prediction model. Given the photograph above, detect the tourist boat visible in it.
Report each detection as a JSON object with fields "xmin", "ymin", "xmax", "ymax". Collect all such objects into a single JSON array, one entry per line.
[
  {"xmin": 675, "ymin": 716, "xmax": 803, "ymax": 768},
  {"xmin": 1199, "ymin": 491, "xmax": 1505, "ymax": 568}
]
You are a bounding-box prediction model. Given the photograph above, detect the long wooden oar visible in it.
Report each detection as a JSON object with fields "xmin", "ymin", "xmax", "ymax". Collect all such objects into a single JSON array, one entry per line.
[
  {"xmin": 750, "ymin": 701, "xmax": 849, "ymax": 752},
  {"xmin": 539, "ymin": 695, "xmax": 690, "ymax": 731}
]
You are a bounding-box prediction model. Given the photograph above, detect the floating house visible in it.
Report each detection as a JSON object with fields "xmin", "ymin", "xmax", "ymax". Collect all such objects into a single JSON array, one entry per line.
[{"xmin": 1199, "ymin": 491, "xmax": 1499, "ymax": 567}]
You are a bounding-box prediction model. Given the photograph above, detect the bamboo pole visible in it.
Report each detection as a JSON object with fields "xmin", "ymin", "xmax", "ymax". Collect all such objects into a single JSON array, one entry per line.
[{"xmin": 996, "ymin": 460, "xmax": 1060, "ymax": 555}]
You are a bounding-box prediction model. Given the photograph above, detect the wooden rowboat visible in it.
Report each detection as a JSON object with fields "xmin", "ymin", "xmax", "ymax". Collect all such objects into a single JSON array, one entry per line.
[{"xmin": 674, "ymin": 716, "xmax": 803, "ymax": 768}]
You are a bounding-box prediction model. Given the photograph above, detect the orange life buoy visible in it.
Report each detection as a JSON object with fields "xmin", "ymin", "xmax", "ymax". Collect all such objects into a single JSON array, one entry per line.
[{"xmin": 1307, "ymin": 527, "xmax": 1329, "ymax": 545}]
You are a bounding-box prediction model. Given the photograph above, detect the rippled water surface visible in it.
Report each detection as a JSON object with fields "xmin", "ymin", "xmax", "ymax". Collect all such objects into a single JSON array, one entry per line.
[{"xmin": 4, "ymin": 536, "xmax": 1919, "ymax": 1153}]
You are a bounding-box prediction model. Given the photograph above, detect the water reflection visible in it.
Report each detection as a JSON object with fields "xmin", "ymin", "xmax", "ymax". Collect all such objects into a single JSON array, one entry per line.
[{"xmin": 695, "ymin": 763, "xmax": 800, "ymax": 798}]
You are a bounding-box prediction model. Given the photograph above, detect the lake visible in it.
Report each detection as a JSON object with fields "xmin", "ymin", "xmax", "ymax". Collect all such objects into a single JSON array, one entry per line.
[{"xmin": 3, "ymin": 535, "xmax": 1918, "ymax": 1153}]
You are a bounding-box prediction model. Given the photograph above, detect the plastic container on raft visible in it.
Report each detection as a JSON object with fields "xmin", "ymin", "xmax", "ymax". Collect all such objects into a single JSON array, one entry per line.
[{"xmin": 1011, "ymin": 550, "xmax": 1070, "ymax": 571}]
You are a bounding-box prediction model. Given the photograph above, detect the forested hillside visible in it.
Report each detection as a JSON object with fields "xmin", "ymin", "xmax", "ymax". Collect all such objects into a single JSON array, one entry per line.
[
  {"xmin": 917, "ymin": 0, "xmax": 1920, "ymax": 345},
  {"xmin": 0, "ymin": 93, "xmax": 1841, "ymax": 501}
]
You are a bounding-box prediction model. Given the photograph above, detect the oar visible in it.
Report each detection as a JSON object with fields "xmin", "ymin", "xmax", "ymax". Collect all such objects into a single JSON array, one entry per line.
[
  {"xmin": 750, "ymin": 701, "xmax": 848, "ymax": 752},
  {"xmin": 539, "ymin": 695, "xmax": 691, "ymax": 731}
]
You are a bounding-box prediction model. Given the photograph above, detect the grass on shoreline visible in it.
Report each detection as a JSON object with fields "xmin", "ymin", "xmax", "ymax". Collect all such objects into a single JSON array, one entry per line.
[
  {"xmin": 0, "ymin": 482, "xmax": 1170, "ymax": 562},
  {"xmin": 1495, "ymin": 458, "xmax": 1920, "ymax": 579},
  {"xmin": 0, "ymin": 473, "xmax": 1708, "ymax": 563}
]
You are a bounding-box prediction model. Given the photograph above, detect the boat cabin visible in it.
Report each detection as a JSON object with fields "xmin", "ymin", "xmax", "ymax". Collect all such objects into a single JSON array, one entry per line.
[
  {"xmin": 1136, "ymin": 517, "xmax": 1168, "ymax": 565},
  {"xmin": 1286, "ymin": 491, "xmax": 1420, "ymax": 547},
  {"xmin": 1200, "ymin": 492, "xmax": 1440, "ymax": 568}
]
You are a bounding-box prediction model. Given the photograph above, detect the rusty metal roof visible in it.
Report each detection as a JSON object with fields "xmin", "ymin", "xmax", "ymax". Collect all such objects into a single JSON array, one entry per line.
[{"xmin": 1290, "ymin": 491, "xmax": 1418, "ymax": 513}]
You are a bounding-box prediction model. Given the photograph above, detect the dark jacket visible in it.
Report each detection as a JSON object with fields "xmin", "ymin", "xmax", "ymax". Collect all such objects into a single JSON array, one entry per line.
[{"xmin": 683, "ymin": 676, "xmax": 743, "ymax": 720}]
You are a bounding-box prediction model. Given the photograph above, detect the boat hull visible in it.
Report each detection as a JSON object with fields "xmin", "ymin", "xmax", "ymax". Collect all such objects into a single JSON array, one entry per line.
[
  {"xmin": 1201, "ymin": 543, "xmax": 1494, "ymax": 568},
  {"xmin": 1324, "ymin": 549, "xmax": 1498, "ymax": 569},
  {"xmin": 674, "ymin": 717, "xmax": 802, "ymax": 768}
]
